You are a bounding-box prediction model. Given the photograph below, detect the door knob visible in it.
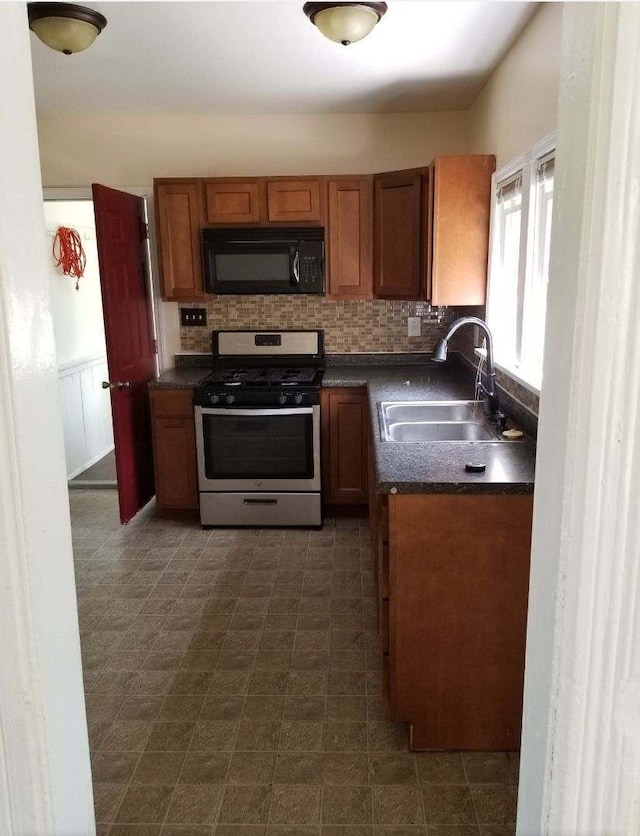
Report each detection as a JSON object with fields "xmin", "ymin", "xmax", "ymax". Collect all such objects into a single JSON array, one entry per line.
[{"xmin": 102, "ymin": 381, "xmax": 131, "ymax": 390}]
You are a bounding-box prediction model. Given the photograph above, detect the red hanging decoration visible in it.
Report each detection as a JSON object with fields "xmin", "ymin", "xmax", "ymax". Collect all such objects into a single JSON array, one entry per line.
[{"xmin": 52, "ymin": 226, "xmax": 87, "ymax": 290}]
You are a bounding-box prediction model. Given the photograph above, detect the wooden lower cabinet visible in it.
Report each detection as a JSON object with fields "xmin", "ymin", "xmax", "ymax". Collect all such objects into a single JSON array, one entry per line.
[
  {"xmin": 371, "ymin": 490, "xmax": 533, "ymax": 750},
  {"xmin": 321, "ymin": 387, "xmax": 369, "ymax": 505},
  {"xmin": 150, "ymin": 389, "xmax": 198, "ymax": 510}
]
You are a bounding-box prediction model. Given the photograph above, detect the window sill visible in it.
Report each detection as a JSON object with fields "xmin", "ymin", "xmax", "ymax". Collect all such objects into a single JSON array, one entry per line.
[{"xmin": 473, "ymin": 348, "xmax": 541, "ymax": 396}]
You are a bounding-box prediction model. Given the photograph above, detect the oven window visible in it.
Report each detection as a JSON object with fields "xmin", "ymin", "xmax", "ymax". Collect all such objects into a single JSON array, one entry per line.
[
  {"xmin": 202, "ymin": 411, "xmax": 314, "ymax": 480},
  {"xmin": 215, "ymin": 253, "xmax": 290, "ymax": 285}
]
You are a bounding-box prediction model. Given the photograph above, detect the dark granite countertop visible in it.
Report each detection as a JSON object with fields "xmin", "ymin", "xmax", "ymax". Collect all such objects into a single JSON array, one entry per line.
[
  {"xmin": 150, "ymin": 355, "xmax": 536, "ymax": 495},
  {"xmin": 149, "ymin": 366, "xmax": 211, "ymax": 389},
  {"xmin": 325, "ymin": 362, "xmax": 536, "ymax": 495}
]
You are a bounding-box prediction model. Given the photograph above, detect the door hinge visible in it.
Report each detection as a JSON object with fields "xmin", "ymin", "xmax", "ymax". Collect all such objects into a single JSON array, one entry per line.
[
  {"xmin": 140, "ymin": 219, "xmax": 149, "ymax": 241},
  {"xmin": 153, "ymin": 339, "xmax": 159, "ymax": 355}
]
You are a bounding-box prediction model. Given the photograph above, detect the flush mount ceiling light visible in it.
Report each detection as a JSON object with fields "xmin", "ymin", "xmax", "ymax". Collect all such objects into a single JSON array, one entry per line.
[
  {"xmin": 27, "ymin": 2, "xmax": 107, "ymax": 55},
  {"xmin": 303, "ymin": 2, "xmax": 387, "ymax": 46}
]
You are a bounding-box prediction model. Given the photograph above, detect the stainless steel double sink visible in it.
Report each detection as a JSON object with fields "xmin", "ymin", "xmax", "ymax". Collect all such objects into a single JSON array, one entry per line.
[{"xmin": 379, "ymin": 400, "xmax": 511, "ymax": 443}]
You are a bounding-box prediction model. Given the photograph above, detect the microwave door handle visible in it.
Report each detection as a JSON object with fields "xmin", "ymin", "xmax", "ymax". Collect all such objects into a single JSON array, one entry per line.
[{"xmin": 292, "ymin": 248, "xmax": 300, "ymax": 285}]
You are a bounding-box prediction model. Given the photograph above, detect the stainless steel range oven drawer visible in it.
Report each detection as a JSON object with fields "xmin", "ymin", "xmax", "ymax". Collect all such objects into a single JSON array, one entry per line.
[{"xmin": 200, "ymin": 492, "xmax": 321, "ymax": 528}]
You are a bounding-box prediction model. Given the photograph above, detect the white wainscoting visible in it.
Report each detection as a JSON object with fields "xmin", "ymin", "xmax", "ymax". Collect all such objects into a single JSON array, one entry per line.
[{"xmin": 58, "ymin": 353, "xmax": 114, "ymax": 479}]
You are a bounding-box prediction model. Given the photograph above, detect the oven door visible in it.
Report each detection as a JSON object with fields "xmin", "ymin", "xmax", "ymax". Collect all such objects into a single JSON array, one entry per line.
[{"xmin": 195, "ymin": 405, "xmax": 321, "ymax": 492}]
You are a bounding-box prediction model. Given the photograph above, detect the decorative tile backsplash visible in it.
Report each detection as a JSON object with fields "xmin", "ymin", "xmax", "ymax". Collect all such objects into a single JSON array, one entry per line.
[{"xmin": 179, "ymin": 297, "xmax": 456, "ymax": 354}]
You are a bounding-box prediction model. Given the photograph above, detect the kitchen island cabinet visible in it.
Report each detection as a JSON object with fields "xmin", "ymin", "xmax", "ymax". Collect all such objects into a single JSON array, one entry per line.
[{"xmin": 149, "ymin": 388, "xmax": 198, "ymax": 510}]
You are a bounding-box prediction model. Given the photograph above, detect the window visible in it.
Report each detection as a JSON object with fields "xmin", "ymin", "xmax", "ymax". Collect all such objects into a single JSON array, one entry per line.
[{"xmin": 486, "ymin": 136, "xmax": 556, "ymax": 392}]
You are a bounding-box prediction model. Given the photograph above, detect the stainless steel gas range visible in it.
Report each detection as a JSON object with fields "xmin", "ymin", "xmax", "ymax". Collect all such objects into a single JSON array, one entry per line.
[{"xmin": 193, "ymin": 330, "xmax": 324, "ymax": 528}]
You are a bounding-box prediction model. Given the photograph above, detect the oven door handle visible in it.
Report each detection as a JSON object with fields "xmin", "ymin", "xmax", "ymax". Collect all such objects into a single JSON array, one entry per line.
[{"xmin": 198, "ymin": 407, "xmax": 314, "ymax": 417}]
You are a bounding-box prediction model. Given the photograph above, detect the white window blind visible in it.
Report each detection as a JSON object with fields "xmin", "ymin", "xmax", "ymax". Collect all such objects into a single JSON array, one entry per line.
[
  {"xmin": 490, "ymin": 172, "xmax": 523, "ymax": 370},
  {"xmin": 486, "ymin": 136, "xmax": 556, "ymax": 393},
  {"xmin": 521, "ymin": 155, "xmax": 554, "ymax": 387}
]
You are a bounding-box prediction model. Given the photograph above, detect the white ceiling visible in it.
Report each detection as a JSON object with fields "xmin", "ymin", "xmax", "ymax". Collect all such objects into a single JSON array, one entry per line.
[{"xmin": 30, "ymin": 1, "xmax": 537, "ymax": 114}]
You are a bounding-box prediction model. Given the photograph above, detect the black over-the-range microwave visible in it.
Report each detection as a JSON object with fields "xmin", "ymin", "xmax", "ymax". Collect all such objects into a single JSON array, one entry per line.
[{"xmin": 202, "ymin": 227, "xmax": 325, "ymax": 295}]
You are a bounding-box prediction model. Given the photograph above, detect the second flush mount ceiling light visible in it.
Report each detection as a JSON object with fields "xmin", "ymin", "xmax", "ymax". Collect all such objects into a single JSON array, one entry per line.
[
  {"xmin": 303, "ymin": 2, "xmax": 387, "ymax": 46},
  {"xmin": 27, "ymin": 2, "xmax": 107, "ymax": 55}
]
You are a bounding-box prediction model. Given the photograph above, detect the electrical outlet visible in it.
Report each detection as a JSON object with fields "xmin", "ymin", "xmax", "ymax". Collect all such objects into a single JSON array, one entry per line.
[
  {"xmin": 180, "ymin": 308, "xmax": 207, "ymax": 327},
  {"xmin": 407, "ymin": 316, "xmax": 421, "ymax": 337}
]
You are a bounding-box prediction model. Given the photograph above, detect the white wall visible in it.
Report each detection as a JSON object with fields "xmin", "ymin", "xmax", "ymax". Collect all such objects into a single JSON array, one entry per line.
[
  {"xmin": 0, "ymin": 3, "xmax": 94, "ymax": 832},
  {"xmin": 519, "ymin": 4, "xmax": 640, "ymax": 832},
  {"xmin": 59, "ymin": 355, "xmax": 114, "ymax": 479},
  {"xmin": 44, "ymin": 200, "xmax": 106, "ymax": 365},
  {"xmin": 468, "ymin": 3, "xmax": 563, "ymax": 168},
  {"xmin": 44, "ymin": 200, "xmax": 114, "ymax": 476}
]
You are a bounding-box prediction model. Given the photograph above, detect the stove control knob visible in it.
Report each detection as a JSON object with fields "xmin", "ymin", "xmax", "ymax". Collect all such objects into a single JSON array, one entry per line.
[
  {"xmin": 279, "ymin": 393, "xmax": 288, "ymax": 405},
  {"xmin": 294, "ymin": 393, "xmax": 303, "ymax": 405},
  {"xmin": 225, "ymin": 394, "xmax": 235, "ymax": 405},
  {"xmin": 210, "ymin": 394, "xmax": 220, "ymax": 405}
]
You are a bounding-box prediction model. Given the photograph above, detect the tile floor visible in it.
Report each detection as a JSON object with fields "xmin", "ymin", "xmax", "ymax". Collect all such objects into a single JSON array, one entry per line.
[{"xmin": 71, "ymin": 489, "xmax": 519, "ymax": 835}]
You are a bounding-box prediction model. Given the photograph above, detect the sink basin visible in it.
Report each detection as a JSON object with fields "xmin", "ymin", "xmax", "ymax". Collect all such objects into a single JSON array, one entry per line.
[
  {"xmin": 386, "ymin": 421, "xmax": 495, "ymax": 442},
  {"xmin": 378, "ymin": 400, "xmax": 506, "ymax": 443},
  {"xmin": 382, "ymin": 401, "xmax": 481, "ymax": 424}
]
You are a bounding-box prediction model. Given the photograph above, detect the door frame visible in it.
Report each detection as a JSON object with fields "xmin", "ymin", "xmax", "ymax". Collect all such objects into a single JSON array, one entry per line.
[{"xmin": 43, "ymin": 186, "xmax": 167, "ymax": 373}]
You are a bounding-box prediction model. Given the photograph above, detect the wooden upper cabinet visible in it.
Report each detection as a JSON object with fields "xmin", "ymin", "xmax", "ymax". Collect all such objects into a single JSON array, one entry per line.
[
  {"xmin": 373, "ymin": 169, "xmax": 426, "ymax": 300},
  {"xmin": 204, "ymin": 179, "xmax": 263, "ymax": 224},
  {"xmin": 155, "ymin": 180, "xmax": 204, "ymax": 301},
  {"xmin": 266, "ymin": 178, "xmax": 324, "ymax": 224},
  {"xmin": 430, "ymin": 155, "xmax": 495, "ymax": 306},
  {"xmin": 327, "ymin": 177, "xmax": 373, "ymax": 300}
]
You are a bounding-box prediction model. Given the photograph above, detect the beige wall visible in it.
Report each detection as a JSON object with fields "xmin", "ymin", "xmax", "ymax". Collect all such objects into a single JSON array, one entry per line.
[
  {"xmin": 37, "ymin": 111, "xmax": 470, "ymax": 186},
  {"xmin": 36, "ymin": 8, "xmax": 563, "ymax": 186},
  {"xmin": 468, "ymin": 3, "xmax": 563, "ymax": 168},
  {"xmin": 35, "ymin": 5, "xmax": 563, "ymax": 368}
]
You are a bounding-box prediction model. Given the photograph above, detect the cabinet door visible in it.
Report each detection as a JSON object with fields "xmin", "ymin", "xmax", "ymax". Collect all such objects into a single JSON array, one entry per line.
[
  {"xmin": 150, "ymin": 390, "xmax": 198, "ymax": 509},
  {"xmin": 374, "ymin": 169, "xmax": 426, "ymax": 300},
  {"xmin": 389, "ymin": 493, "xmax": 533, "ymax": 750},
  {"xmin": 204, "ymin": 179, "xmax": 263, "ymax": 224},
  {"xmin": 266, "ymin": 179, "xmax": 323, "ymax": 223},
  {"xmin": 327, "ymin": 178, "xmax": 373, "ymax": 300},
  {"xmin": 321, "ymin": 388, "xmax": 369, "ymax": 504},
  {"xmin": 430, "ymin": 155, "xmax": 495, "ymax": 306},
  {"xmin": 155, "ymin": 181, "xmax": 204, "ymax": 300}
]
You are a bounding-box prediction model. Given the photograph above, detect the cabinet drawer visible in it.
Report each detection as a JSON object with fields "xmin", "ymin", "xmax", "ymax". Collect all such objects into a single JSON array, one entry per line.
[
  {"xmin": 150, "ymin": 389, "xmax": 194, "ymax": 419},
  {"xmin": 205, "ymin": 180, "xmax": 263, "ymax": 224},
  {"xmin": 267, "ymin": 179, "xmax": 323, "ymax": 223}
]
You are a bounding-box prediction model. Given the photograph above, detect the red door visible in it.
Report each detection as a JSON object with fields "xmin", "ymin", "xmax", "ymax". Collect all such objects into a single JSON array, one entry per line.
[{"xmin": 92, "ymin": 184, "xmax": 156, "ymax": 523}]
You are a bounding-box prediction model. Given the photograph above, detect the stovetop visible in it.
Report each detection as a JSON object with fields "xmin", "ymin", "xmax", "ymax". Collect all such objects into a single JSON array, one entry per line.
[
  {"xmin": 200, "ymin": 366, "xmax": 321, "ymax": 387},
  {"xmin": 193, "ymin": 330, "xmax": 325, "ymax": 408}
]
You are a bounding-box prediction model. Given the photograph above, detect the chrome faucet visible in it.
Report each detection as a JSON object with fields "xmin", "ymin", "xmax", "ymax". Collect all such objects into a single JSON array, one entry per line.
[{"xmin": 431, "ymin": 316, "xmax": 501, "ymax": 421}]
